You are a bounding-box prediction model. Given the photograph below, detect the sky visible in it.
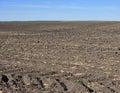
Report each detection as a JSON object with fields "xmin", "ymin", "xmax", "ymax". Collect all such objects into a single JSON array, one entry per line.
[{"xmin": 0, "ymin": 0, "xmax": 120, "ymax": 21}]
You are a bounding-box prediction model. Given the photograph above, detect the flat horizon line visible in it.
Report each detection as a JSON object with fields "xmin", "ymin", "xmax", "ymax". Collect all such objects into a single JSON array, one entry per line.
[{"xmin": 0, "ymin": 20, "xmax": 120, "ymax": 22}]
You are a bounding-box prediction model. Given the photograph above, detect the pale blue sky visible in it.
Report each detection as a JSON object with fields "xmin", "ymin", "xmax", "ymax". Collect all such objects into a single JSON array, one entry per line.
[{"xmin": 0, "ymin": 0, "xmax": 120, "ymax": 21}]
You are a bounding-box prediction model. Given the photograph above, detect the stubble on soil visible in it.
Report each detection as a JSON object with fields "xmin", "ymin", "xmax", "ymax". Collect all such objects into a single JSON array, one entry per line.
[{"xmin": 0, "ymin": 21, "xmax": 120, "ymax": 93}]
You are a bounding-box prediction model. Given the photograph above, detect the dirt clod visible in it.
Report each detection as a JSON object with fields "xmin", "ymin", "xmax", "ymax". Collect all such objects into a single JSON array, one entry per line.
[{"xmin": 1, "ymin": 75, "xmax": 9, "ymax": 83}]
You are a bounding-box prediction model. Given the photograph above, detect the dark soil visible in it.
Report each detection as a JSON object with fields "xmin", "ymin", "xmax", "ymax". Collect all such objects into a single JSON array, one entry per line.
[{"xmin": 0, "ymin": 21, "xmax": 120, "ymax": 93}]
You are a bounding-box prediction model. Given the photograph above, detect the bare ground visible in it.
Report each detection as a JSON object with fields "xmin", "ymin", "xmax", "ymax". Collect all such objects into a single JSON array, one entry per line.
[{"xmin": 0, "ymin": 21, "xmax": 120, "ymax": 93}]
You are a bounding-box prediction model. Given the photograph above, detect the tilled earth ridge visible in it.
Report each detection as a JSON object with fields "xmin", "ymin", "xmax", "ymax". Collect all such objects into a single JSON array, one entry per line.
[{"xmin": 0, "ymin": 22, "xmax": 120, "ymax": 93}]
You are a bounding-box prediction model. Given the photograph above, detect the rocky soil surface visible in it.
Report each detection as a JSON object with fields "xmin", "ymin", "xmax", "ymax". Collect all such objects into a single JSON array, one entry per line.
[{"xmin": 0, "ymin": 21, "xmax": 120, "ymax": 93}]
